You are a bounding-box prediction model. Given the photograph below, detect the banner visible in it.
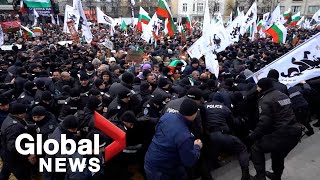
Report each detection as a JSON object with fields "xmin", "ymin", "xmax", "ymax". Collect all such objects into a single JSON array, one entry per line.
[
  {"xmin": 67, "ymin": 21, "xmax": 79, "ymax": 43},
  {"xmin": 73, "ymin": 0, "xmax": 93, "ymax": 43},
  {"xmin": 28, "ymin": 7, "xmax": 52, "ymax": 15},
  {"xmin": 250, "ymin": 32, "xmax": 320, "ymax": 87},
  {"xmin": 202, "ymin": 24, "xmax": 231, "ymax": 54},
  {"xmin": 1, "ymin": 21, "xmax": 21, "ymax": 33}
]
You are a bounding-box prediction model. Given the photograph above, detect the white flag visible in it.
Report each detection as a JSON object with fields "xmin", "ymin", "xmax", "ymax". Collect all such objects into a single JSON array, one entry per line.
[
  {"xmin": 187, "ymin": 36, "xmax": 204, "ymax": 59},
  {"xmin": 57, "ymin": 15, "xmax": 60, "ymax": 25},
  {"xmin": 73, "ymin": 0, "xmax": 92, "ymax": 43},
  {"xmin": 203, "ymin": 0, "xmax": 211, "ymax": 37},
  {"xmin": 202, "ymin": 24, "xmax": 231, "ymax": 54},
  {"xmin": 33, "ymin": 8, "xmax": 39, "ymax": 27},
  {"xmin": 97, "ymin": 7, "xmax": 116, "ymax": 27},
  {"xmin": 312, "ymin": 9, "xmax": 320, "ymax": 22},
  {"xmin": 251, "ymin": 32, "xmax": 320, "ymax": 87},
  {"xmin": 263, "ymin": 12, "xmax": 270, "ymax": 22},
  {"xmin": 297, "ymin": 16, "xmax": 305, "ymax": 27},
  {"xmin": 63, "ymin": 5, "xmax": 80, "ymax": 33},
  {"xmin": 266, "ymin": 5, "xmax": 281, "ymax": 28},
  {"xmin": 141, "ymin": 13, "xmax": 158, "ymax": 42},
  {"xmin": 240, "ymin": 2, "xmax": 257, "ymax": 35},
  {"xmin": 131, "ymin": 0, "xmax": 135, "ymax": 6},
  {"xmin": 51, "ymin": 14, "xmax": 56, "ymax": 25},
  {"xmin": 227, "ymin": 11, "xmax": 244, "ymax": 42},
  {"xmin": 227, "ymin": 11, "xmax": 232, "ymax": 26},
  {"xmin": 0, "ymin": 24, "xmax": 4, "ymax": 47},
  {"xmin": 204, "ymin": 52, "xmax": 219, "ymax": 78}
]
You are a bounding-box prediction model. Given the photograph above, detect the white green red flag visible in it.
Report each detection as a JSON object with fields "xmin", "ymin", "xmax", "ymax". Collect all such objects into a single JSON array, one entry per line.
[
  {"xmin": 20, "ymin": 25, "xmax": 35, "ymax": 38},
  {"xmin": 257, "ymin": 20, "xmax": 264, "ymax": 32},
  {"xmin": 156, "ymin": 0, "xmax": 176, "ymax": 36},
  {"xmin": 23, "ymin": 0, "xmax": 51, "ymax": 8},
  {"xmin": 289, "ymin": 12, "xmax": 301, "ymax": 26},
  {"xmin": 265, "ymin": 22, "xmax": 287, "ymax": 43},
  {"xmin": 292, "ymin": 34, "xmax": 299, "ymax": 46},
  {"xmin": 283, "ymin": 8, "xmax": 291, "ymax": 21},
  {"xmin": 185, "ymin": 15, "xmax": 191, "ymax": 32},
  {"xmin": 137, "ymin": 7, "xmax": 151, "ymax": 32}
]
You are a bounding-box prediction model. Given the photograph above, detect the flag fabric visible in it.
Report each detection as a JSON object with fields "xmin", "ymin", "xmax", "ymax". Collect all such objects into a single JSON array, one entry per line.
[
  {"xmin": 32, "ymin": 27, "xmax": 43, "ymax": 36},
  {"xmin": 181, "ymin": 26, "xmax": 186, "ymax": 43},
  {"xmin": 312, "ymin": 9, "xmax": 320, "ymax": 22},
  {"xmin": 156, "ymin": 0, "xmax": 176, "ymax": 36},
  {"xmin": 297, "ymin": 16, "xmax": 304, "ymax": 27},
  {"xmin": 257, "ymin": 20, "xmax": 264, "ymax": 31},
  {"xmin": 56, "ymin": 15, "xmax": 60, "ymax": 25},
  {"xmin": 19, "ymin": 0, "xmax": 28, "ymax": 13},
  {"xmin": 73, "ymin": 0, "xmax": 93, "ymax": 43},
  {"xmin": 0, "ymin": 24, "xmax": 4, "ymax": 47},
  {"xmin": 187, "ymin": 36, "xmax": 204, "ymax": 59},
  {"xmin": 203, "ymin": 0, "xmax": 211, "ymax": 36},
  {"xmin": 263, "ymin": 12, "xmax": 270, "ymax": 22},
  {"xmin": 131, "ymin": 0, "xmax": 135, "ymax": 6},
  {"xmin": 227, "ymin": 11, "xmax": 233, "ymax": 26},
  {"xmin": 216, "ymin": 13, "xmax": 224, "ymax": 26},
  {"xmin": 289, "ymin": 12, "xmax": 301, "ymax": 26},
  {"xmin": 226, "ymin": 11, "xmax": 244, "ymax": 42},
  {"xmin": 283, "ymin": 8, "xmax": 291, "ymax": 20},
  {"xmin": 202, "ymin": 23, "xmax": 231, "ymax": 54},
  {"xmin": 265, "ymin": 5, "xmax": 281, "ymax": 29},
  {"xmin": 50, "ymin": 14, "xmax": 56, "ymax": 25},
  {"xmin": 185, "ymin": 15, "xmax": 191, "ymax": 32},
  {"xmin": 204, "ymin": 52, "xmax": 219, "ymax": 78},
  {"xmin": 137, "ymin": 7, "xmax": 151, "ymax": 32},
  {"xmin": 24, "ymin": 0, "xmax": 51, "ymax": 8},
  {"xmin": 240, "ymin": 2, "xmax": 257, "ymax": 35},
  {"xmin": 292, "ymin": 34, "xmax": 299, "ymax": 46},
  {"xmin": 96, "ymin": 7, "xmax": 116, "ymax": 27},
  {"xmin": 120, "ymin": 21, "xmax": 127, "ymax": 31},
  {"xmin": 20, "ymin": 25, "xmax": 35, "ymax": 38},
  {"xmin": 32, "ymin": 8, "xmax": 39, "ymax": 27},
  {"xmin": 63, "ymin": 5, "xmax": 80, "ymax": 33},
  {"xmin": 250, "ymin": 32, "xmax": 320, "ymax": 87},
  {"xmin": 236, "ymin": 7, "xmax": 240, "ymax": 17},
  {"xmin": 265, "ymin": 22, "xmax": 287, "ymax": 43},
  {"xmin": 141, "ymin": 13, "xmax": 158, "ymax": 42},
  {"xmin": 152, "ymin": 31, "xmax": 159, "ymax": 41}
]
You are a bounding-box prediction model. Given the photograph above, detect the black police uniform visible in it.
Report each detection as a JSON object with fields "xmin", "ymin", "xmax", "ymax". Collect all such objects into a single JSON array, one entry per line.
[
  {"xmin": 0, "ymin": 114, "xmax": 32, "ymax": 180},
  {"xmin": 250, "ymin": 89, "xmax": 302, "ymax": 179},
  {"xmin": 203, "ymin": 100, "xmax": 250, "ymax": 179}
]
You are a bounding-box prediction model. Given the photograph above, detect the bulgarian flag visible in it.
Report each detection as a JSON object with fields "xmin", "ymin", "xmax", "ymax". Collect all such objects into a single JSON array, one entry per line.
[
  {"xmin": 289, "ymin": 12, "xmax": 301, "ymax": 26},
  {"xmin": 23, "ymin": 0, "xmax": 52, "ymax": 8},
  {"xmin": 181, "ymin": 26, "xmax": 186, "ymax": 43},
  {"xmin": 292, "ymin": 34, "xmax": 299, "ymax": 46},
  {"xmin": 283, "ymin": 8, "xmax": 291, "ymax": 21},
  {"xmin": 185, "ymin": 15, "xmax": 191, "ymax": 32},
  {"xmin": 120, "ymin": 21, "xmax": 127, "ymax": 31},
  {"xmin": 19, "ymin": 0, "xmax": 28, "ymax": 14},
  {"xmin": 265, "ymin": 22, "xmax": 287, "ymax": 43},
  {"xmin": 32, "ymin": 27, "xmax": 42, "ymax": 36},
  {"xmin": 137, "ymin": 7, "xmax": 151, "ymax": 32},
  {"xmin": 156, "ymin": 0, "xmax": 176, "ymax": 36},
  {"xmin": 20, "ymin": 25, "xmax": 35, "ymax": 38},
  {"xmin": 257, "ymin": 20, "xmax": 265, "ymax": 32},
  {"xmin": 152, "ymin": 31, "xmax": 159, "ymax": 41}
]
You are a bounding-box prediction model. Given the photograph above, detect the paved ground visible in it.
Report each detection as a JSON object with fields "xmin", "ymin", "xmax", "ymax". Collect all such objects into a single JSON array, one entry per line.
[{"xmin": 210, "ymin": 126, "xmax": 320, "ymax": 180}]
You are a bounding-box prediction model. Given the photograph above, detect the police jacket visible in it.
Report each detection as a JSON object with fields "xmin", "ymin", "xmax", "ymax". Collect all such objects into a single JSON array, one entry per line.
[
  {"xmin": 17, "ymin": 89, "xmax": 35, "ymax": 106},
  {"xmin": 104, "ymin": 97, "xmax": 130, "ymax": 119},
  {"xmin": 202, "ymin": 100, "xmax": 233, "ymax": 134},
  {"xmin": 58, "ymin": 98, "xmax": 82, "ymax": 122},
  {"xmin": 0, "ymin": 110, "xmax": 8, "ymax": 127},
  {"xmin": 1, "ymin": 114, "xmax": 28, "ymax": 159},
  {"xmin": 152, "ymin": 87, "xmax": 172, "ymax": 100},
  {"xmin": 36, "ymin": 112, "xmax": 58, "ymax": 140},
  {"xmin": 288, "ymin": 83, "xmax": 311, "ymax": 109},
  {"xmin": 144, "ymin": 113, "xmax": 201, "ymax": 173},
  {"xmin": 250, "ymin": 89, "xmax": 297, "ymax": 141},
  {"xmin": 109, "ymin": 81, "xmax": 132, "ymax": 98},
  {"xmin": 271, "ymin": 79, "xmax": 288, "ymax": 95}
]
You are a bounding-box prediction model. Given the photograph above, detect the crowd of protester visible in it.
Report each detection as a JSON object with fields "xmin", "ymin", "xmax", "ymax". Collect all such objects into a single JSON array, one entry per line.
[{"xmin": 0, "ymin": 21, "xmax": 319, "ymax": 180}]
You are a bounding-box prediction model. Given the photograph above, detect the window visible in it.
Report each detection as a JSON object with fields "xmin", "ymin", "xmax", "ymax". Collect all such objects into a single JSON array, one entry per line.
[
  {"xmin": 308, "ymin": 6, "xmax": 320, "ymax": 14},
  {"xmin": 291, "ymin": 6, "xmax": 301, "ymax": 13},
  {"xmin": 182, "ymin": 3, "xmax": 187, "ymax": 12},
  {"xmin": 280, "ymin": 6, "xmax": 285, "ymax": 13},
  {"xmin": 239, "ymin": 6, "xmax": 244, "ymax": 11},
  {"xmin": 193, "ymin": 3, "xmax": 195, "ymax": 12},
  {"xmin": 197, "ymin": 3, "xmax": 204, "ymax": 12}
]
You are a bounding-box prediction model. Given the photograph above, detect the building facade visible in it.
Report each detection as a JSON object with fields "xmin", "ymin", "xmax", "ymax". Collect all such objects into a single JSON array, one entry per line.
[
  {"xmin": 236, "ymin": 0, "xmax": 320, "ymax": 17},
  {"xmin": 177, "ymin": 0, "xmax": 235, "ymax": 23}
]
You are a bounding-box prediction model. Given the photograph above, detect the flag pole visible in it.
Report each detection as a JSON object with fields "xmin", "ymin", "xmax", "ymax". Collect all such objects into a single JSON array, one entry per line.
[{"xmin": 247, "ymin": 32, "xmax": 320, "ymax": 80}]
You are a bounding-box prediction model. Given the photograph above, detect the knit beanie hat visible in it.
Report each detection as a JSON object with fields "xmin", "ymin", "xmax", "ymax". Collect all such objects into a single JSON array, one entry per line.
[
  {"xmin": 121, "ymin": 72, "xmax": 134, "ymax": 84},
  {"xmin": 94, "ymin": 78, "xmax": 104, "ymax": 87},
  {"xmin": 118, "ymin": 88, "xmax": 131, "ymax": 99},
  {"xmin": 179, "ymin": 98, "xmax": 198, "ymax": 116},
  {"xmin": 70, "ymin": 88, "xmax": 80, "ymax": 98},
  {"xmin": 0, "ymin": 96, "xmax": 9, "ymax": 106},
  {"xmin": 212, "ymin": 93, "xmax": 224, "ymax": 103},
  {"xmin": 31, "ymin": 106, "xmax": 46, "ymax": 116},
  {"xmin": 267, "ymin": 69, "xmax": 279, "ymax": 80},
  {"xmin": 158, "ymin": 77, "xmax": 169, "ymax": 88},
  {"xmin": 186, "ymin": 87, "xmax": 203, "ymax": 100},
  {"xmin": 9, "ymin": 103, "xmax": 27, "ymax": 115},
  {"xmin": 62, "ymin": 115, "xmax": 79, "ymax": 129},
  {"xmin": 24, "ymin": 81, "xmax": 37, "ymax": 92},
  {"xmin": 41, "ymin": 91, "xmax": 52, "ymax": 101},
  {"xmin": 257, "ymin": 78, "xmax": 273, "ymax": 92}
]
